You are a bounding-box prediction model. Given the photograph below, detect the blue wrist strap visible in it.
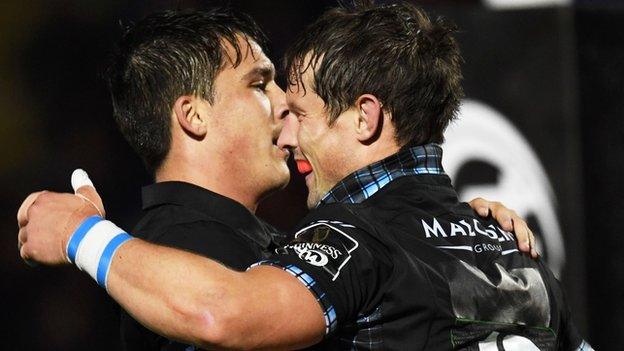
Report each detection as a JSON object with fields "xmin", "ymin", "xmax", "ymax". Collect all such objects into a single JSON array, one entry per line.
[
  {"xmin": 66, "ymin": 215, "xmax": 134, "ymax": 289},
  {"xmin": 96, "ymin": 233, "xmax": 133, "ymax": 289},
  {"xmin": 67, "ymin": 215, "xmax": 103, "ymax": 264}
]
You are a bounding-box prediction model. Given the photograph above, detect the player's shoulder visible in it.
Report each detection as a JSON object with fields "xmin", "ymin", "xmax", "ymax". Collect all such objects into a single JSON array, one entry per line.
[
  {"xmin": 292, "ymin": 203, "xmax": 388, "ymax": 259},
  {"xmin": 133, "ymin": 204, "xmax": 239, "ymax": 241},
  {"xmin": 297, "ymin": 203, "xmax": 374, "ymax": 237},
  {"xmin": 276, "ymin": 205, "xmax": 386, "ymax": 283}
]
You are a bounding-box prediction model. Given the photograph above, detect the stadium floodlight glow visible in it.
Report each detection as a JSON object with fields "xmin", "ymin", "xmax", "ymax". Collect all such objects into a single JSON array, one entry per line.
[{"xmin": 484, "ymin": 0, "xmax": 572, "ymax": 10}]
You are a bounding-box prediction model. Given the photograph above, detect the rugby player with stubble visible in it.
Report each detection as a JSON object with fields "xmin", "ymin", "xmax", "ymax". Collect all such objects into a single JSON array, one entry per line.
[{"xmin": 16, "ymin": 2, "xmax": 586, "ymax": 350}]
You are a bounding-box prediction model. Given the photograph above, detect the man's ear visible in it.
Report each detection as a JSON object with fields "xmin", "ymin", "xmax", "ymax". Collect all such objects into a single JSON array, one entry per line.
[
  {"xmin": 173, "ymin": 95, "xmax": 208, "ymax": 139},
  {"xmin": 354, "ymin": 94, "xmax": 383, "ymax": 143}
]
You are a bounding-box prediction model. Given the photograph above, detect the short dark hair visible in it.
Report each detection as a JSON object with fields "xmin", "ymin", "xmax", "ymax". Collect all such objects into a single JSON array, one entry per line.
[
  {"xmin": 285, "ymin": 1, "xmax": 463, "ymax": 146},
  {"xmin": 107, "ymin": 9, "xmax": 267, "ymax": 172}
]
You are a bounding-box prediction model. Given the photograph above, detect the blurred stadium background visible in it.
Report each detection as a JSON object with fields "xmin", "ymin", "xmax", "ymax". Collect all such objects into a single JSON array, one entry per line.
[{"xmin": 1, "ymin": 0, "xmax": 622, "ymax": 349}]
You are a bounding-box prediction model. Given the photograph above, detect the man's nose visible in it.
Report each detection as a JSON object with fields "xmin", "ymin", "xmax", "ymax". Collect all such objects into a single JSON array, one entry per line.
[
  {"xmin": 271, "ymin": 83, "xmax": 288, "ymax": 122},
  {"xmin": 277, "ymin": 112, "xmax": 299, "ymax": 150}
]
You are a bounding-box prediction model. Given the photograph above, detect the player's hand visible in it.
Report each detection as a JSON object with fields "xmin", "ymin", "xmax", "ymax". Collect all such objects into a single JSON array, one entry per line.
[
  {"xmin": 468, "ymin": 197, "xmax": 538, "ymax": 259},
  {"xmin": 17, "ymin": 169, "xmax": 105, "ymax": 265}
]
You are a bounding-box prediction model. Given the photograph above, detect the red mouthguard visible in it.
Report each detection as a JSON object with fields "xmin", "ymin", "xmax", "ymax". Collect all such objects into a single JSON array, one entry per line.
[{"xmin": 296, "ymin": 160, "xmax": 313, "ymax": 174}]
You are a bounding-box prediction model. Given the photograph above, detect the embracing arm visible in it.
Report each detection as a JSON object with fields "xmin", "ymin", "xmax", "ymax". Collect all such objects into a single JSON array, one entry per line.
[
  {"xmin": 108, "ymin": 240, "xmax": 324, "ymax": 350},
  {"xmin": 17, "ymin": 172, "xmax": 324, "ymax": 350},
  {"xmin": 469, "ymin": 197, "xmax": 538, "ymax": 258}
]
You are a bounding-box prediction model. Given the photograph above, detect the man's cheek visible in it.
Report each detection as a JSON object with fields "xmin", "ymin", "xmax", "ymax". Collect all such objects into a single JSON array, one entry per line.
[
  {"xmin": 258, "ymin": 93, "xmax": 272, "ymax": 116},
  {"xmin": 299, "ymin": 127, "xmax": 319, "ymax": 154}
]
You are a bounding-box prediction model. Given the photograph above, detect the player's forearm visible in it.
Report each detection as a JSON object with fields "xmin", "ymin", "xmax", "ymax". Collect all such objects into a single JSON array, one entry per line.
[
  {"xmin": 105, "ymin": 239, "xmax": 321, "ymax": 350},
  {"xmin": 17, "ymin": 179, "xmax": 324, "ymax": 349},
  {"xmin": 106, "ymin": 239, "xmax": 324, "ymax": 350},
  {"xmin": 106, "ymin": 239, "xmax": 247, "ymax": 349}
]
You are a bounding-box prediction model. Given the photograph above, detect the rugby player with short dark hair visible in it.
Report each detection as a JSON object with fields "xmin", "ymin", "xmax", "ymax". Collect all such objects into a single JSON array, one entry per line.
[
  {"xmin": 17, "ymin": 1, "xmax": 588, "ymax": 350},
  {"xmin": 105, "ymin": 9, "xmax": 291, "ymax": 350}
]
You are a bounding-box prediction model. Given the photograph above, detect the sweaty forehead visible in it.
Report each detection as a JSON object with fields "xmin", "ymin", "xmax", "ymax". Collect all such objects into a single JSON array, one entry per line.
[
  {"xmin": 286, "ymin": 65, "xmax": 318, "ymax": 110},
  {"xmin": 286, "ymin": 72, "xmax": 326, "ymax": 114},
  {"xmin": 221, "ymin": 35, "xmax": 272, "ymax": 71},
  {"xmin": 287, "ymin": 50, "xmax": 320, "ymax": 89}
]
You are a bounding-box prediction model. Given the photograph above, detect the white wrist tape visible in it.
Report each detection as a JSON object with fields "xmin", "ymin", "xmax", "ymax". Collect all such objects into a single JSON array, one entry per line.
[{"xmin": 67, "ymin": 216, "xmax": 133, "ymax": 290}]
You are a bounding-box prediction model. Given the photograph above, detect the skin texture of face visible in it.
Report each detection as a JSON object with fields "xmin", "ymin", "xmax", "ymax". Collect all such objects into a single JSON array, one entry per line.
[
  {"xmin": 194, "ymin": 37, "xmax": 291, "ymax": 206},
  {"xmin": 284, "ymin": 67, "xmax": 362, "ymax": 208}
]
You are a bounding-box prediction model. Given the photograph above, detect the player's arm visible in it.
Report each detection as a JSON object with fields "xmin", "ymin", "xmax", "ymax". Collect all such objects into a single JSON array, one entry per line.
[
  {"xmin": 17, "ymin": 176, "xmax": 325, "ymax": 349},
  {"xmin": 109, "ymin": 240, "xmax": 325, "ymax": 350},
  {"xmin": 119, "ymin": 220, "xmax": 273, "ymax": 349}
]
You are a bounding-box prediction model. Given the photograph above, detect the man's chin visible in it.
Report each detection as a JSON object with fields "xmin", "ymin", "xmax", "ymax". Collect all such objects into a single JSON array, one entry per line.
[
  {"xmin": 276, "ymin": 173, "xmax": 290, "ymax": 190},
  {"xmin": 306, "ymin": 191, "xmax": 321, "ymax": 209},
  {"xmin": 269, "ymin": 171, "xmax": 290, "ymax": 192}
]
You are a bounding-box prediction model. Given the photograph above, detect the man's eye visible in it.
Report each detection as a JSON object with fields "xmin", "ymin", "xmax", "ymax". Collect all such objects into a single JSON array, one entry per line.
[{"xmin": 253, "ymin": 81, "xmax": 267, "ymax": 92}]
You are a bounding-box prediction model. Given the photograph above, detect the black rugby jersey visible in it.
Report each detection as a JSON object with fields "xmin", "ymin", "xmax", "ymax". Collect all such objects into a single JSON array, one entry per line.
[
  {"xmin": 121, "ymin": 181, "xmax": 284, "ymax": 351},
  {"xmin": 257, "ymin": 144, "xmax": 586, "ymax": 350}
]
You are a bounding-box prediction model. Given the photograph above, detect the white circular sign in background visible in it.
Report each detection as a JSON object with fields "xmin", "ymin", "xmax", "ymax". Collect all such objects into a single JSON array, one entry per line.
[{"xmin": 443, "ymin": 99, "xmax": 565, "ymax": 277}]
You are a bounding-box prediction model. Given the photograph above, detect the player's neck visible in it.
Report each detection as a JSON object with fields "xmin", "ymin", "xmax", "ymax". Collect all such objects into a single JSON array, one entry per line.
[{"xmin": 347, "ymin": 138, "xmax": 401, "ymax": 176}]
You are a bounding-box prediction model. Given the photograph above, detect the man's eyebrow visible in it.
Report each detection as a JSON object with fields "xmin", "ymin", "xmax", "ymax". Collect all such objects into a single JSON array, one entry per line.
[
  {"xmin": 242, "ymin": 64, "xmax": 275, "ymax": 81},
  {"xmin": 287, "ymin": 99, "xmax": 305, "ymax": 114}
]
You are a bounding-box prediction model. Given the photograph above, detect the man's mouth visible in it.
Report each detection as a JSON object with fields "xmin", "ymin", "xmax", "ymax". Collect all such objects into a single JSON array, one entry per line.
[{"xmin": 296, "ymin": 159, "xmax": 313, "ymax": 175}]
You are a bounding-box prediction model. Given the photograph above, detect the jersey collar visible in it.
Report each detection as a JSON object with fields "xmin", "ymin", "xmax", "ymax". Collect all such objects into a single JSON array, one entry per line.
[
  {"xmin": 141, "ymin": 181, "xmax": 285, "ymax": 248},
  {"xmin": 318, "ymin": 143, "xmax": 446, "ymax": 207}
]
